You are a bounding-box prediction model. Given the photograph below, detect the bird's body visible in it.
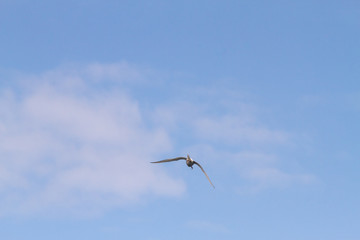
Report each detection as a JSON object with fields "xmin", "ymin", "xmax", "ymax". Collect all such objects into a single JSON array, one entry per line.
[{"xmin": 151, "ymin": 154, "xmax": 215, "ymax": 188}]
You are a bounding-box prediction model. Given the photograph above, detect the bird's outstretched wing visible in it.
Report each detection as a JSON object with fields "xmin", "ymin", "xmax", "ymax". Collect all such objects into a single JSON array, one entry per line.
[
  {"xmin": 193, "ymin": 161, "xmax": 215, "ymax": 188},
  {"xmin": 151, "ymin": 157, "xmax": 187, "ymax": 164}
]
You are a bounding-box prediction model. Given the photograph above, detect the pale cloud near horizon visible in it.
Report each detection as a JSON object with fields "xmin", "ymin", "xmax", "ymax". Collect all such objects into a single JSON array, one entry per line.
[{"xmin": 0, "ymin": 62, "xmax": 315, "ymax": 216}]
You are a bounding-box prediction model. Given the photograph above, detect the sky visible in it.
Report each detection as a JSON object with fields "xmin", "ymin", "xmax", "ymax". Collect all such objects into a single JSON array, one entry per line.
[{"xmin": 0, "ymin": 0, "xmax": 359, "ymax": 239}]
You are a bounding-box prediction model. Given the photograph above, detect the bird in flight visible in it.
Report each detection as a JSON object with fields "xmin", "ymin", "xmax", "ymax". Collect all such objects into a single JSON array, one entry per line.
[{"xmin": 151, "ymin": 154, "xmax": 215, "ymax": 188}]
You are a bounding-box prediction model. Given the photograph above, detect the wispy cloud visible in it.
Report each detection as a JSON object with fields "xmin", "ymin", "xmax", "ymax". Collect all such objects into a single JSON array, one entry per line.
[
  {"xmin": 151, "ymin": 85, "xmax": 315, "ymax": 192},
  {"xmin": 152, "ymin": 84, "xmax": 289, "ymax": 146},
  {"xmin": 0, "ymin": 63, "xmax": 185, "ymax": 216},
  {"xmin": 194, "ymin": 115, "xmax": 288, "ymax": 145},
  {"xmin": 239, "ymin": 166, "xmax": 316, "ymax": 193}
]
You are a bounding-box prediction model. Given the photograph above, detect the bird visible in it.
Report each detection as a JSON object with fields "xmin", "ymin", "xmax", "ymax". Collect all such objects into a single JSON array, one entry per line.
[{"xmin": 151, "ymin": 154, "xmax": 215, "ymax": 188}]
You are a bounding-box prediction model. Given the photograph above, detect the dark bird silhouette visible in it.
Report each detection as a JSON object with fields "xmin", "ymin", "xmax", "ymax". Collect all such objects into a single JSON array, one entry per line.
[{"xmin": 151, "ymin": 154, "xmax": 215, "ymax": 188}]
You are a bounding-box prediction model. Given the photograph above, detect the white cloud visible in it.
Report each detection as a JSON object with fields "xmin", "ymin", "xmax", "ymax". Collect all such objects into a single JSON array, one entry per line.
[{"xmin": 0, "ymin": 63, "xmax": 185, "ymax": 216}]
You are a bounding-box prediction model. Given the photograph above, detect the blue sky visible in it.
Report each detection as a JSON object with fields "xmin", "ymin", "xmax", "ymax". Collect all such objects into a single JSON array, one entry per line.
[{"xmin": 0, "ymin": 1, "xmax": 359, "ymax": 239}]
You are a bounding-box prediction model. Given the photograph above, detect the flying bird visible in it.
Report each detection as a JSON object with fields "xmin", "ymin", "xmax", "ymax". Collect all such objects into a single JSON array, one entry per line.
[{"xmin": 151, "ymin": 154, "xmax": 215, "ymax": 188}]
